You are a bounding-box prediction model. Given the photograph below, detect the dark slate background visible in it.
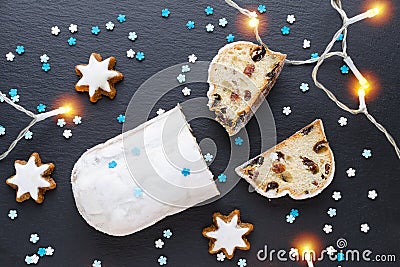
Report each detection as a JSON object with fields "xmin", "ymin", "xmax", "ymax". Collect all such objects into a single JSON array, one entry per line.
[{"xmin": 0, "ymin": 0, "xmax": 399, "ymax": 266}]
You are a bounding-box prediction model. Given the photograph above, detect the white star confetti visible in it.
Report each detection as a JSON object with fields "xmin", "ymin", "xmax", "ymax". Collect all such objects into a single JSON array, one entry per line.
[
  {"xmin": 127, "ymin": 49, "xmax": 135, "ymax": 58},
  {"xmin": 287, "ymin": 14, "xmax": 296, "ymax": 24},
  {"xmin": 181, "ymin": 87, "xmax": 191, "ymax": 96},
  {"xmin": 40, "ymin": 54, "xmax": 49, "ymax": 63},
  {"xmin": 206, "ymin": 23, "xmax": 214, "ymax": 32},
  {"xmin": 181, "ymin": 65, "xmax": 190, "ymax": 73},
  {"xmin": 6, "ymin": 52, "xmax": 15, "ymax": 61},
  {"xmin": 69, "ymin": 24, "xmax": 78, "ymax": 33},
  {"xmin": 219, "ymin": 18, "xmax": 228, "ymax": 27},
  {"xmin": 155, "ymin": 239, "xmax": 164, "ymax": 249},
  {"xmin": 303, "ymin": 39, "xmax": 311, "ymax": 49},
  {"xmin": 270, "ymin": 152, "xmax": 279, "ymax": 161},
  {"xmin": 332, "ymin": 191, "xmax": 342, "ymax": 201},
  {"xmin": 360, "ymin": 223, "xmax": 370, "ymax": 233},
  {"xmin": 323, "ymin": 224, "xmax": 333, "ymax": 234},
  {"xmin": 106, "ymin": 21, "xmax": 114, "ymax": 30},
  {"xmin": 177, "ymin": 74, "xmax": 186, "ymax": 83},
  {"xmin": 57, "ymin": 118, "xmax": 66, "ymax": 128},
  {"xmin": 368, "ymin": 190, "xmax": 378, "ymax": 200},
  {"xmin": 338, "ymin": 116, "xmax": 348, "ymax": 126},
  {"xmin": 51, "ymin": 26, "xmax": 60, "ymax": 36},
  {"xmin": 73, "ymin": 116, "xmax": 82, "ymax": 125},
  {"xmin": 8, "ymin": 209, "xmax": 17, "ymax": 220},
  {"xmin": 30, "ymin": 233, "xmax": 40, "ymax": 244},
  {"xmin": 204, "ymin": 153, "xmax": 214, "ymax": 162},
  {"xmin": 282, "ymin": 106, "xmax": 292, "ymax": 116},
  {"xmin": 128, "ymin": 32, "xmax": 137, "ymax": 41},
  {"xmin": 45, "ymin": 247, "xmax": 54, "ymax": 256},
  {"xmin": 63, "ymin": 129, "xmax": 72, "ymax": 139},
  {"xmin": 217, "ymin": 252, "xmax": 226, "ymax": 262},
  {"xmin": 156, "ymin": 108, "xmax": 165, "ymax": 116},
  {"xmin": 188, "ymin": 54, "xmax": 197, "ymax": 63},
  {"xmin": 346, "ymin": 168, "xmax": 356, "ymax": 177}
]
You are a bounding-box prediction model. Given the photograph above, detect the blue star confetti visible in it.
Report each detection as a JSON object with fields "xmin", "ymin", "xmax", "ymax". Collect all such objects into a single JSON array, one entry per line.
[
  {"xmin": 161, "ymin": 8, "xmax": 170, "ymax": 18},
  {"xmin": 68, "ymin": 37, "xmax": 77, "ymax": 46},
  {"xmin": 235, "ymin": 137, "xmax": 243, "ymax": 146},
  {"xmin": 258, "ymin": 4, "xmax": 266, "ymax": 13},
  {"xmin": 181, "ymin": 168, "xmax": 191, "ymax": 176},
  {"xmin": 42, "ymin": 63, "xmax": 51, "ymax": 72},
  {"xmin": 218, "ymin": 173, "xmax": 227, "ymax": 183},
  {"xmin": 186, "ymin": 20, "xmax": 195, "ymax": 29},
  {"xmin": 226, "ymin": 33, "xmax": 235, "ymax": 42},
  {"xmin": 281, "ymin": 26, "xmax": 290, "ymax": 35},
  {"xmin": 108, "ymin": 160, "xmax": 117, "ymax": 168},
  {"xmin": 16, "ymin": 45, "xmax": 25, "ymax": 55},
  {"xmin": 205, "ymin": 6, "xmax": 214, "ymax": 15},
  {"xmin": 136, "ymin": 52, "xmax": 145, "ymax": 61},
  {"xmin": 117, "ymin": 14, "xmax": 126, "ymax": 23},
  {"xmin": 340, "ymin": 65, "xmax": 349, "ymax": 74},
  {"xmin": 91, "ymin": 26, "xmax": 100, "ymax": 35},
  {"xmin": 117, "ymin": 114, "xmax": 125, "ymax": 123},
  {"xmin": 37, "ymin": 103, "xmax": 47, "ymax": 113}
]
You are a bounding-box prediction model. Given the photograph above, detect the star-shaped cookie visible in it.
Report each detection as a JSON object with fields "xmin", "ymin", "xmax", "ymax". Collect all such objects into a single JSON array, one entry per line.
[
  {"xmin": 75, "ymin": 53, "xmax": 124, "ymax": 103},
  {"xmin": 6, "ymin": 153, "xmax": 56, "ymax": 203},
  {"xmin": 202, "ymin": 209, "xmax": 253, "ymax": 259}
]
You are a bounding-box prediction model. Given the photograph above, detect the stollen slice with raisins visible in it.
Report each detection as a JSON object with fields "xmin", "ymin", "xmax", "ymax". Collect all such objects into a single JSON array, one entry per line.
[
  {"xmin": 235, "ymin": 119, "xmax": 335, "ymax": 200},
  {"xmin": 207, "ymin": 41, "xmax": 286, "ymax": 136}
]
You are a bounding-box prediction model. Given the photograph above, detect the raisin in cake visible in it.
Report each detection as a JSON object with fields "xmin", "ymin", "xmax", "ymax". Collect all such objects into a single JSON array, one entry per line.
[
  {"xmin": 235, "ymin": 119, "xmax": 335, "ymax": 200},
  {"xmin": 207, "ymin": 41, "xmax": 286, "ymax": 136}
]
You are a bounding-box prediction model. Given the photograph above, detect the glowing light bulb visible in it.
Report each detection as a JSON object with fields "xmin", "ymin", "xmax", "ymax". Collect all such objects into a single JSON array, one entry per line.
[
  {"xmin": 368, "ymin": 7, "xmax": 380, "ymax": 18},
  {"xmin": 249, "ymin": 17, "xmax": 259, "ymax": 28}
]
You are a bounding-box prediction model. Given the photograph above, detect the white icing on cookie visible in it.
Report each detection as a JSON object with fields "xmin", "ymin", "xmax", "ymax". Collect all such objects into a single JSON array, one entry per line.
[
  {"xmin": 7, "ymin": 156, "xmax": 51, "ymax": 201},
  {"xmin": 205, "ymin": 214, "xmax": 251, "ymax": 256},
  {"xmin": 71, "ymin": 106, "xmax": 220, "ymax": 236},
  {"xmin": 76, "ymin": 54, "xmax": 120, "ymax": 97}
]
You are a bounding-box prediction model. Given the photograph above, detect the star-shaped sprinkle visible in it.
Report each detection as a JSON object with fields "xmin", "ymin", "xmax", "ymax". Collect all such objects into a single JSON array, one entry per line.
[
  {"xmin": 219, "ymin": 18, "xmax": 228, "ymax": 27},
  {"xmin": 338, "ymin": 116, "xmax": 348, "ymax": 126},
  {"xmin": 158, "ymin": 256, "xmax": 167, "ymax": 265},
  {"xmin": 206, "ymin": 23, "xmax": 214, "ymax": 32},
  {"xmin": 91, "ymin": 26, "xmax": 101, "ymax": 35},
  {"xmin": 287, "ymin": 14, "xmax": 296, "ymax": 24},
  {"xmin": 218, "ymin": 173, "xmax": 227, "ymax": 183},
  {"xmin": 117, "ymin": 114, "xmax": 125, "ymax": 123},
  {"xmin": 203, "ymin": 210, "xmax": 253, "ymax": 259},
  {"xmin": 155, "ymin": 239, "xmax": 164, "ymax": 249},
  {"xmin": 117, "ymin": 14, "xmax": 126, "ymax": 23},
  {"xmin": 337, "ymin": 33, "xmax": 344, "ymax": 41},
  {"xmin": 133, "ymin": 187, "xmax": 144, "ymax": 198},
  {"xmin": 340, "ymin": 65, "xmax": 349, "ymax": 74},
  {"xmin": 282, "ymin": 106, "xmax": 292, "ymax": 115},
  {"xmin": 186, "ymin": 20, "xmax": 195, "ymax": 29},
  {"xmin": 205, "ymin": 6, "xmax": 214, "ymax": 15},
  {"xmin": 8, "ymin": 209, "xmax": 17, "ymax": 220},
  {"xmin": 75, "ymin": 53, "xmax": 124, "ymax": 102},
  {"xmin": 37, "ymin": 248, "xmax": 46, "ymax": 257},
  {"xmin": 25, "ymin": 131, "xmax": 33, "ymax": 140},
  {"xmin": 37, "ymin": 103, "xmax": 47, "ymax": 113},
  {"xmin": 181, "ymin": 65, "xmax": 190, "ymax": 73},
  {"xmin": 281, "ymin": 26, "xmax": 290, "ymax": 35},
  {"xmin": 69, "ymin": 24, "xmax": 78, "ymax": 33},
  {"xmin": 92, "ymin": 260, "xmax": 102, "ymax": 267},
  {"xmin": 204, "ymin": 153, "xmax": 213, "ymax": 162},
  {"xmin": 177, "ymin": 74, "xmax": 186, "ymax": 83},
  {"xmin": 303, "ymin": 39, "xmax": 311, "ymax": 49},
  {"xmin": 163, "ymin": 229, "xmax": 173, "ymax": 238},
  {"xmin": 323, "ymin": 224, "xmax": 333, "ymax": 234},
  {"xmin": 136, "ymin": 52, "xmax": 145, "ymax": 61},
  {"xmin": 0, "ymin": 125, "xmax": 6, "ymax": 136},
  {"xmin": 6, "ymin": 153, "xmax": 56, "ymax": 203},
  {"xmin": 30, "ymin": 233, "xmax": 40, "ymax": 243},
  {"xmin": 11, "ymin": 95, "xmax": 20, "ymax": 103},
  {"xmin": 235, "ymin": 137, "xmax": 243, "ymax": 146},
  {"xmin": 311, "ymin": 53, "xmax": 319, "ymax": 59},
  {"xmin": 106, "ymin": 21, "xmax": 115, "ymax": 30},
  {"xmin": 127, "ymin": 49, "xmax": 136, "ymax": 59},
  {"xmin": 286, "ymin": 214, "xmax": 296, "ymax": 223},
  {"xmin": 270, "ymin": 152, "xmax": 279, "ymax": 161},
  {"xmin": 188, "ymin": 54, "xmax": 197, "ymax": 63},
  {"xmin": 45, "ymin": 247, "xmax": 54, "ymax": 256},
  {"xmin": 9, "ymin": 88, "xmax": 18, "ymax": 97},
  {"xmin": 226, "ymin": 33, "xmax": 235, "ymax": 43},
  {"xmin": 16, "ymin": 45, "xmax": 25, "ymax": 55},
  {"xmin": 40, "ymin": 54, "xmax": 49, "ymax": 63},
  {"xmin": 42, "ymin": 63, "xmax": 51, "ymax": 72},
  {"xmin": 368, "ymin": 190, "xmax": 378, "ymax": 200},
  {"xmin": 362, "ymin": 149, "xmax": 372, "ymax": 159},
  {"xmin": 300, "ymin": 83, "xmax": 309, "ymax": 92},
  {"xmin": 63, "ymin": 129, "xmax": 72, "ymax": 139},
  {"xmin": 25, "ymin": 254, "xmax": 39, "ymax": 265},
  {"xmin": 217, "ymin": 252, "xmax": 226, "ymax": 261},
  {"xmin": 108, "ymin": 160, "xmax": 117, "ymax": 168},
  {"xmin": 290, "ymin": 209, "xmax": 299, "ymax": 217},
  {"xmin": 161, "ymin": 8, "xmax": 170, "ymax": 18},
  {"xmin": 332, "ymin": 191, "xmax": 342, "ymax": 201},
  {"xmin": 73, "ymin": 116, "xmax": 82, "ymax": 125},
  {"xmin": 6, "ymin": 52, "xmax": 15, "ymax": 61},
  {"xmin": 128, "ymin": 32, "xmax": 137, "ymax": 41},
  {"xmin": 57, "ymin": 118, "xmax": 66, "ymax": 127},
  {"xmin": 327, "ymin": 208, "xmax": 337, "ymax": 217},
  {"xmin": 51, "ymin": 26, "xmax": 60, "ymax": 36},
  {"xmin": 181, "ymin": 168, "xmax": 191, "ymax": 176},
  {"xmin": 258, "ymin": 4, "xmax": 266, "ymax": 13},
  {"xmin": 67, "ymin": 37, "xmax": 77, "ymax": 46},
  {"xmin": 346, "ymin": 168, "xmax": 356, "ymax": 177},
  {"xmin": 182, "ymin": 87, "xmax": 191, "ymax": 96},
  {"xmin": 360, "ymin": 223, "xmax": 370, "ymax": 233},
  {"xmin": 238, "ymin": 258, "xmax": 247, "ymax": 267},
  {"xmin": 156, "ymin": 108, "xmax": 165, "ymax": 115}
]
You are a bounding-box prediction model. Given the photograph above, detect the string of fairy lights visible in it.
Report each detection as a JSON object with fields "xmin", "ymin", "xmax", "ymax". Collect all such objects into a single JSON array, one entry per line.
[
  {"xmin": 0, "ymin": 91, "xmax": 70, "ymax": 160},
  {"xmin": 225, "ymin": 0, "xmax": 400, "ymax": 160}
]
